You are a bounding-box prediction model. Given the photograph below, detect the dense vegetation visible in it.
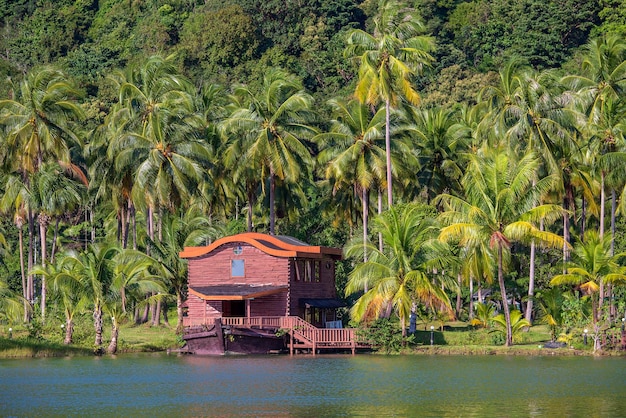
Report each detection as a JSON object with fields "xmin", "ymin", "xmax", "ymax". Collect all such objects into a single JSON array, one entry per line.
[{"xmin": 1, "ymin": 0, "xmax": 626, "ymax": 354}]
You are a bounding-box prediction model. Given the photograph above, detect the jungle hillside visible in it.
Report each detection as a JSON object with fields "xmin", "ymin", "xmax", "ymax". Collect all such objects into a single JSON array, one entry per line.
[{"xmin": 1, "ymin": 0, "xmax": 626, "ymax": 354}]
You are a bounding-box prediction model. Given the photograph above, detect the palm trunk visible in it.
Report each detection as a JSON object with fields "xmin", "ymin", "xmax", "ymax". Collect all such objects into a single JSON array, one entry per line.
[
  {"xmin": 176, "ymin": 292, "xmax": 184, "ymax": 333},
  {"xmin": 362, "ymin": 187, "xmax": 368, "ymax": 264},
  {"xmin": 107, "ymin": 318, "xmax": 119, "ymax": 354},
  {"xmin": 50, "ymin": 219, "xmax": 60, "ymax": 263},
  {"xmin": 456, "ymin": 273, "xmax": 462, "ymax": 318},
  {"xmin": 385, "ymin": 99, "xmax": 393, "ymax": 208},
  {"xmin": 247, "ymin": 188, "xmax": 255, "ymax": 232},
  {"xmin": 27, "ymin": 208, "xmax": 34, "ymax": 306},
  {"xmin": 269, "ymin": 170, "xmax": 276, "ymax": 235},
  {"xmin": 609, "ymin": 189, "xmax": 616, "ymax": 321},
  {"xmin": 90, "ymin": 206, "xmax": 96, "ymax": 244},
  {"xmin": 18, "ymin": 223, "xmax": 30, "ymax": 322},
  {"xmin": 64, "ymin": 317, "xmax": 73, "ymax": 345},
  {"xmin": 94, "ymin": 305, "xmax": 103, "ymax": 347},
  {"xmin": 497, "ymin": 245, "xmax": 513, "ymax": 346},
  {"xmin": 378, "ymin": 189, "xmax": 383, "ymax": 251},
  {"xmin": 526, "ymin": 219, "xmax": 543, "ymax": 324},
  {"xmin": 39, "ymin": 216, "xmax": 48, "ymax": 320},
  {"xmin": 599, "ymin": 174, "xmax": 605, "ymax": 319},
  {"xmin": 469, "ymin": 275, "xmax": 474, "ymax": 320}
]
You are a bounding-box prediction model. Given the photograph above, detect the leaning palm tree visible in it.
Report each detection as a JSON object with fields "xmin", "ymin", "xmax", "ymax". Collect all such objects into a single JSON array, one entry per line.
[
  {"xmin": 220, "ymin": 68, "xmax": 317, "ymax": 235},
  {"xmin": 345, "ymin": 203, "xmax": 453, "ymax": 336},
  {"xmin": 345, "ymin": 0, "xmax": 435, "ymax": 208},
  {"xmin": 437, "ymin": 147, "xmax": 566, "ymax": 346}
]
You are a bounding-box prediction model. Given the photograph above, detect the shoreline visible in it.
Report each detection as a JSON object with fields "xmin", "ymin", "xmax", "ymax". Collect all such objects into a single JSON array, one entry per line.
[{"xmin": 2, "ymin": 339, "xmax": 624, "ymax": 359}]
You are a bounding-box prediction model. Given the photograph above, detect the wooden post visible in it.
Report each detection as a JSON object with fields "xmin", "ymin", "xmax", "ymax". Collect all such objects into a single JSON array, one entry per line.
[{"xmin": 290, "ymin": 326, "xmax": 294, "ymax": 356}]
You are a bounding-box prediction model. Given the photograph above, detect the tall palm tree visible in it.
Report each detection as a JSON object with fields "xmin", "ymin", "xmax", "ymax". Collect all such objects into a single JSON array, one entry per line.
[
  {"xmin": 30, "ymin": 162, "xmax": 86, "ymax": 318},
  {"xmin": 221, "ymin": 68, "xmax": 317, "ymax": 235},
  {"xmin": 0, "ymin": 173, "xmax": 32, "ymax": 320},
  {"xmin": 437, "ymin": 147, "xmax": 566, "ymax": 346},
  {"xmin": 314, "ymin": 99, "xmax": 387, "ymax": 259},
  {"xmin": 106, "ymin": 55, "xmax": 210, "ymax": 240},
  {"xmin": 345, "ymin": 203, "xmax": 453, "ymax": 336},
  {"xmin": 482, "ymin": 62, "xmax": 578, "ymax": 322},
  {"xmin": 0, "ymin": 66, "xmax": 84, "ymax": 321},
  {"xmin": 145, "ymin": 208, "xmax": 218, "ymax": 332},
  {"xmin": 563, "ymin": 34, "xmax": 626, "ymax": 240},
  {"xmin": 345, "ymin": 0, "xmax": 435, "ymax": 208}
]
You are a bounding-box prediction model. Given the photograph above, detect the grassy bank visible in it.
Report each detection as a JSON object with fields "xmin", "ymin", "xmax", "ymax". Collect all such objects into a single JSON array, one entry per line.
[
  {"xmin": 0, "ymin": 320, "xmax": 181, "ymax": 359},
  {"xmin": 2, "ymin": 319, "xmax": 623, "ymax": 358}
]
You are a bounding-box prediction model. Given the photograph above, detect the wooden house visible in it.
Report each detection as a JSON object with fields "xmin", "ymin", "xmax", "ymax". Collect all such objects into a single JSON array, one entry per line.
[{"xmin": 179, "ymin": 232, "xmax": 364, "ymax": 354}]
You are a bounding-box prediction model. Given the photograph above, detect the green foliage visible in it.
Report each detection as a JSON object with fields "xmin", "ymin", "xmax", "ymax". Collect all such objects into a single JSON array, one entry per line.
[
  {"xmin": 178, "ymin": 5, "xmax": 259, "ymax": 83},
  {"xmin": 470, "ymin": 302, "xmax": 495, "ymax": 328},
  {"xmin": 447, "ymin": 0, "xmax": 599, "ymax": 70},
  {"xmin": 357, "ymin": 318, "xmax": 414, "ymax": 353},
  {"xmin": 490, "ymin": 310, "xmax": 532, "ymax": 344}
]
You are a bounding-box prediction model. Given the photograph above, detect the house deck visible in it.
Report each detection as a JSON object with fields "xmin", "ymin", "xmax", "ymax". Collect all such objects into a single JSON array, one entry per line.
[{"xmin": 184, "ymin": 316, "xmax": 370, "ymax": 354}]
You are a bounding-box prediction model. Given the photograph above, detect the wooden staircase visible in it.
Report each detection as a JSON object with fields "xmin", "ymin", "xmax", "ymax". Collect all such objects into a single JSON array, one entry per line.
[{"xmin": 220, "ymin": 316, "xmax": 369, "ymax": 355}]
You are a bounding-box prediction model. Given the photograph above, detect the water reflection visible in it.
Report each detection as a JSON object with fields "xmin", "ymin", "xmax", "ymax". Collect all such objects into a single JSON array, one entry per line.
[{"xmin": 0, "ymin": 354, "xmax": 624, "ymax": 417}]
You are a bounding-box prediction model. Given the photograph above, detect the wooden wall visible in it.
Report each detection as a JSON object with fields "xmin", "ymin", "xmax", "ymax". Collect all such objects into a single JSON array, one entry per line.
[
  {"xmin": 188, "ymin": 242, "xmax": 289, "ymax": 286},
  {"xmin": 288, "ymin": 257, "xmax": 337, "ymax": 317},
  {"xmin": 185, "ymin": 241, "xmax": 338, "ymax": 323}
]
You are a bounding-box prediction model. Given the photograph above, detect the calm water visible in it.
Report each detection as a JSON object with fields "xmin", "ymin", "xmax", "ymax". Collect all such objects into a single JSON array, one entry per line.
[{"xmin": 1, "ymin": 354, "xmax": 625, "ymax": 417}]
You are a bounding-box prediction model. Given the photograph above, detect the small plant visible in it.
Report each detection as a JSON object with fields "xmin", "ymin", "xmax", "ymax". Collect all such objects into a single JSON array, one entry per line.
[
  {"xmin": 27, "ymin": 317, "xmax": 43, "ymax": 340},
  {"xmin": 470, "ymin": 302, "xmax": 495, "ymax": 328},
  {"xmin": 490, "ymin": 310, "xmax": 531, "ymax": 344},
  {"xmin": 357, "ymin": 318, "xmax": 412, "ymax": 354}
]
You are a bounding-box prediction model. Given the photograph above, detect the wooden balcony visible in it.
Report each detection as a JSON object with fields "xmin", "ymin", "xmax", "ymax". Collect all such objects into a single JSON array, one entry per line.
[{"xmin": 186, "ymin": 316, "xmax": 369, "ymax": 354}]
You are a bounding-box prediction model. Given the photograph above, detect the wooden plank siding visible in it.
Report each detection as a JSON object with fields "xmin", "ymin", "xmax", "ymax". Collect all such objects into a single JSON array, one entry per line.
[{"xmin": 181, "ymin": 233, "xmax": 343, "ymax": 328}]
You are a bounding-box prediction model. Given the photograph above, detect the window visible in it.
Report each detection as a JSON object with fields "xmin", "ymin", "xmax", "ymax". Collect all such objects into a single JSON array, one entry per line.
[
  {"xmin": 231, "ymin": 259, "xmax": 245, "ymax": 277},
  {"xmin": 295, "ymin": 260, "xmax": 320, "ymax": 282}
]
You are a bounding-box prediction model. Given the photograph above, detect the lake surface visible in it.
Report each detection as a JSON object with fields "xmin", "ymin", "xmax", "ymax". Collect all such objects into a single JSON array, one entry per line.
[{"xmin": 1, "ymin": 353, "xmax": 624, "ymax": 417}]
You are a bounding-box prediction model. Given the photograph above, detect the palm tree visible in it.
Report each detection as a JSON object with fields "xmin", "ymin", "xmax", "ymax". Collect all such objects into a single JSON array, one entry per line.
[
  {"xmin": 551, "ymin": 230, "xmax": 626, "ymax": 342},
  {"xmin": 31, "ymin": 255, "xmax": 87, "ymax": 344},
  {"xmin": 31, "ymin": 162, "xmax": 86, "ymax": 318},
  {"xmin": 61, "ymin": 243, "xmax": 121, "ymax": 348},
  {"xmin": 145, "ymin": 208, "xmax": 218, "ymax": 332},
  {"xmin": 437, "ymin": 147, "xmax": 566, "ymax": 346},
  {"xmin": 314, "ymin": 99, "xmax": 387, "ymax": 260},
  {"xmin": 563, "ymin": 34, "xmax": 626, "ymax": 241},
  {"xmin": 482, "ymin": 62, "xmax": 578, "ymax": 322},
  {"xmin": 0, "ymin": 279, "xmax": 28, "ymax": 326},
  {"xmin": 403, "ymin": 106, "xmax": 466, "ymax": 202},
  {"xmin": 0, "ymin": 173, "xmax": 32, "ymax": 321},
  {"xmin": 220, "ymin": 68, "xmax": 316, "ymax": 235},
  {"xmin": 536, "ymin": 287, "xmax": 565, "ymax": 342},
  {"xmin": 0, "ymin": 66, "xmax": 84, "ymax": 321},
  {"xmin": 345, "ymin": 0, "xmax": 435, "ymax": 208},
  {"xmin": 106, "ymin": 55, "xmax": 210, "ymax": 240},
  {"xmin": 491, "ymin": 310, "xmax": 531, "ymax": 344},
  {"xmin": 345, "ymin": 203, "xmax": 453, "ymax": 336}
]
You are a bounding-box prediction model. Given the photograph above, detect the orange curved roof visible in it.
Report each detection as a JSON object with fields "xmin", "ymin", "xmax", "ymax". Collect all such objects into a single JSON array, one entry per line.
[{"xmin": 179, "ymin": 232, "xmax": 343, "ymax": 259}]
